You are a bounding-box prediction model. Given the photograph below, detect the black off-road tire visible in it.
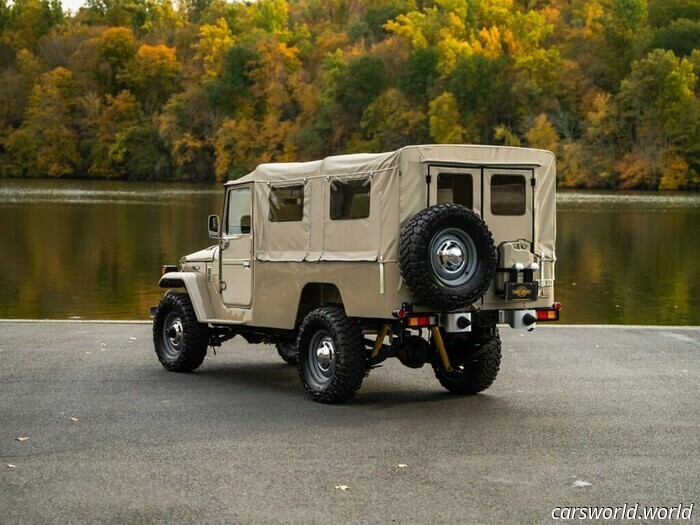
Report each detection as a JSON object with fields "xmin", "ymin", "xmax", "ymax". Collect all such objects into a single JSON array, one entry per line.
[
  {"xmin": 296, "ymin": 307, "xmax": 367, "ymax": 403},
  {"xmin": 153, "ymin": 291, "xmax": 209, "ymax": 372},
  {"xmin": 399, "ymin": 204, "xmax": 497, "ymax": 310},
  {"xmin": 431, "ymin": 329, "xmax": 501, "ymax": 395},
  {"xmin": 276, "ymin": 342, "xmax": 298, "ymax": 366}
]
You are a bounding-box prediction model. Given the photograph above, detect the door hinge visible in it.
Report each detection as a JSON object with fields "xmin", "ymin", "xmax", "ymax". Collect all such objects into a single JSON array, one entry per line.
[
  {"xmin": 530, "ymin": 177, "xmax": 536, "ymax": 187},
  {"xmin": 219, "ymin": 281, "xmax": 227, "ymax": 292},
  {"xmin": 426, "ymin": 174, "xmax": 432, "ymax": 184}
]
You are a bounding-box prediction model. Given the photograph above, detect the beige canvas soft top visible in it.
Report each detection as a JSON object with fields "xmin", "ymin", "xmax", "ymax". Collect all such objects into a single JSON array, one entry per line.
[{"xmin": 226, "ymin": 144, "xmax": 556, "ymax": 265}]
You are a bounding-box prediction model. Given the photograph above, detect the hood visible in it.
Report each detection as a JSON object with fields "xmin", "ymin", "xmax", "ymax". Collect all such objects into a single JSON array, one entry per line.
[{"xmin": 182, "ymin": 245, "xmax": 218, "ymax": 263}]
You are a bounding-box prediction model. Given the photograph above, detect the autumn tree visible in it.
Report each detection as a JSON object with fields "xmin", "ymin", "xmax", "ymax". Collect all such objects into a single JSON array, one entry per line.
[
  {"xmin": 123, "ymin": 43, "xmax": 180, "ymax": 113},
  {"xmin": 159, "ymin": 85, "xmax": 218, "ymax": 180},
  {"xmin": 0, "ymin": 0, "xmax": 63, "ymax": 51},
  {"xmin": 616, "ymin": 49, "xmax": 699, "ymax": 188},
  {"xmin": 97, "ymin": 26, "xmax": 136, "ymax": 94},
  {"xmin": 7, "ymin": 67, "xmax": 79, "ymax": 177}
]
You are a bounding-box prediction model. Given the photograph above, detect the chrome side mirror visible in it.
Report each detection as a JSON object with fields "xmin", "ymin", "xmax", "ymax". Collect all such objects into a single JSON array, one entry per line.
[{"xmin": 208, "ymin": 215, "xmax": 220, "ymax": 238}]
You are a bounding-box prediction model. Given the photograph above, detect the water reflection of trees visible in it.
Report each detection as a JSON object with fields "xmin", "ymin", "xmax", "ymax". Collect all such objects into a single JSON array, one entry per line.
[
  {"xmin": 2, "ymin": 182, "xmax": 698, "ymax": 324},
  {"xmin": 557, "ymin": 210, "xmax": 699, "ymax": 325},
  {"xmin": 1, "ymin": 183, "xmax": 221, "ymax": 319}
]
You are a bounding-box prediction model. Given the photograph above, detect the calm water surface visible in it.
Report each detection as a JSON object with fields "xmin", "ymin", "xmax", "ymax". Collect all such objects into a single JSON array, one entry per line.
[{"xmin": 1, "ymin": 180, "xmax": 698, "ymax": 324}]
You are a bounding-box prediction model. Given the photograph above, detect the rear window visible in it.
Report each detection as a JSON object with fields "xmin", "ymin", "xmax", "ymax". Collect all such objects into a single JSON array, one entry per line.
[
  {"xmin": 491, "ymin": 175, "xmax": 526, "ymax": 215},
  {"xmin": 330, "ymin": 178, "xmax": 370, "ymax": 220},
  {"xmin": 269, "ymin": 185, "xmax": 304, "ymax": 222},
  {"xmin": 437, "ymin": 173, "xmax": 473, "ymax": 208}
]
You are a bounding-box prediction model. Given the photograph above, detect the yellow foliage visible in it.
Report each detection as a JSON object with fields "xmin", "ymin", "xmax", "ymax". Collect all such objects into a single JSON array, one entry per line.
[
  {"xmin": 437, "ymin": 33, "xmax": 474, "ymax": 75},
  {"xmin": 100, "ymin": 27, "xmax": 137, "ymax": 55},
  {"xmin": 429, "ymin": 92, "xmax": 465, "ymax": 143},
  {"xmin": 194, "ymin": 18, "xmax": 235, "ymax": 80},
  {"xmin": 384, "ymin": 11, "xmax": 431, "ymax": 49},
  {"xmin": 479, "ymin": 0, "xmax": 514, "ymax": 27},
  {"xmin": 525, "ymin": 114, "xmax": 559, "ymax": 152},
  {"xmin": 659, "ymin": 154, "xmax": 690, "ymax": 190},
  {"xmin": 493, "ymin": 125, "xmax": 521, "ymax": 147},
  {"xmin": 583, "ymin": 1, "xmax": 605, "ymax": 39},
  {"xmin": 478, "ymin": 26, "xmax": 503, "ymax": 59},
  {"xmin": 135, "ymin": 44, "xmax": 179, "ymax": 71}
]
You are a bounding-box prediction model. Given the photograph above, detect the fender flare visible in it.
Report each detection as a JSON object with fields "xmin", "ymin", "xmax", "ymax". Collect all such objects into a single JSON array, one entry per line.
[{"xmin": 158, "ymin": 272, "xmax": 215, "ymax": 322}]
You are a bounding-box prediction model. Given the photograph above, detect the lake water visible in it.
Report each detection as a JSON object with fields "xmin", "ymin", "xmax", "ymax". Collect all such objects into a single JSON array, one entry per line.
[{"xmin": 1, "ymin": 179, "xmax": 698, "ymax": 325}]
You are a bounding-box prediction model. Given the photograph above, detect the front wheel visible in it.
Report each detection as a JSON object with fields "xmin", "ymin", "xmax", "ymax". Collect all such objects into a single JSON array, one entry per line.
[
  {"xmin": 296, "ymin": 307, "xmax": 367, "ymax": 403},
  {"xmin": 276, "ymin": 342, "xmax": 298, "ymax": 366},
  {"xmin": 153, "ymin": 292, "xmax": 209, "ymax": 372},
  {"xmin": 431, "ymin": 328, "xmax": 501, "ymax": 395}
]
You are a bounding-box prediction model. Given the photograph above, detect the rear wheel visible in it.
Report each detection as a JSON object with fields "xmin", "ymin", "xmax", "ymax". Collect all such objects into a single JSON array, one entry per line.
[
  {"xmin": 153, "ymin": 292, "xmax": 209, "ymax": 372},
  {"xmin": 431, "ymin": 329, "xmax": 501, "ymax": 395},
  {"xmin": 297, "ymin": 307, "xmax": 367, "ymax": 403}
]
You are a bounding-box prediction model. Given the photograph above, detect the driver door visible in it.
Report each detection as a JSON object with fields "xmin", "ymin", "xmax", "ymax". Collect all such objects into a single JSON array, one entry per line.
[{"xmin": 221, "ymin": 185, "xmax": 253, "ymax": 308}]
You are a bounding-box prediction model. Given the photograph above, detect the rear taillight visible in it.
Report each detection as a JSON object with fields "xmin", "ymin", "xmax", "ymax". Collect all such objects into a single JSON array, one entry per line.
[
  {"xmin": 536, "ymin": 305, "xmax": 561, "ymax": 322},
  {"xmin": 406, "ymin": 315, "xmax": 438, "ymax": 328}
]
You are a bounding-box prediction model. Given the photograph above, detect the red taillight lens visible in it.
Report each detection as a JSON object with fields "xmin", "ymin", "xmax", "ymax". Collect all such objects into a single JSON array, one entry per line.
[
  {"xmin": 406, "ymin": 315, "xmax": 436, "ymax": 327},
  {"xmin": 536, "ymin": 308, "xmax": 560, "ymax": 321}
]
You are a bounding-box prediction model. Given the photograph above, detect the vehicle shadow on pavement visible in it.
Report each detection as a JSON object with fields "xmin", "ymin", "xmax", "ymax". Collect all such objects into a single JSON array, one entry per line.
[{"xmin": 159, "ymin": 359, "xmax": 506, "ymax": 410}]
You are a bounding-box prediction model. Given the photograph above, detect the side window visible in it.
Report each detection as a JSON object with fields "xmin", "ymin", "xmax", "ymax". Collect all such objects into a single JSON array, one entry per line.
[
  {"xmin": 226, "ymin": 187, "xmax": 252, "ymax": 235},
  {"xmin": 330, "ymin": 178, "xmax": 370, "ymax": 220},
  {"xmin": 491, "ymin": 175, "xmax": 526, "ymax": 215},
  {"xmin": 437, "ymin": 173, "xmax": 473, "ymax": 208},
  {"xmin": 269, "ymin": 185, "xmax": 304, "ymax": 222}
]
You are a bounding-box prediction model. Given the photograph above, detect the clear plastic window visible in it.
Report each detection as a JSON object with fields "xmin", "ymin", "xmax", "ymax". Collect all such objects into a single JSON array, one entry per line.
[
  {"xmin": 269, "ymin": 185, "xmax": 304, "ymax": 222},
  {"xmin": 491, "ymin": 175, "xmax": 526, "ymax": 215},
  {"xmin": 227, "ymin": 187, "xmax": 252, "ymax": 235},
  {"xmin": 330, "ymin": 178, "xmax": 371, "ymax": 220},
  {"xmin": 437, "ymin": 173, "xmax": 473, "ymax": 208}
]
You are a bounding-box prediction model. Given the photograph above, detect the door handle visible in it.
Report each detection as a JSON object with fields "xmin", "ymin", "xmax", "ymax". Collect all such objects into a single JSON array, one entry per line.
[{"xmin": 243, "ymin": 260, "xmax": 251, "ymax": 269}]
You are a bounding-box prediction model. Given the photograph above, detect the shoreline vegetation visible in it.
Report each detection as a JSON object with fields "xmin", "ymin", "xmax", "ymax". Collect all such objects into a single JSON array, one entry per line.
[{"xmin": 0, "ymin": 0, "xmax": 698, "ymax": 190}]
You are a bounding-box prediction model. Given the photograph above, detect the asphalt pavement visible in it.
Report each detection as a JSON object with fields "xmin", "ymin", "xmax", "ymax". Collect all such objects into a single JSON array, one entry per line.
[{"xmin": 0, "ymin": 322, "xmax": 698, "ymax": 524}]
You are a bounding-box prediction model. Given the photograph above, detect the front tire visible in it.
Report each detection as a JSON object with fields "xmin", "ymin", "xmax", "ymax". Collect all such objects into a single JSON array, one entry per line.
[
  {"xmin": 276, "ymin": 342, "xmax": 298, "ymax": 365},
  {"xmin": 153, "ymin": 292, "xmax": 209, "ymax": 372},
  {"xmin": 297, "ymin": 307, "xmax": 367, "ymax": 403},
  {"xmin": 431, "ymin": 328, "xmax": 501, "ymax": 395}
]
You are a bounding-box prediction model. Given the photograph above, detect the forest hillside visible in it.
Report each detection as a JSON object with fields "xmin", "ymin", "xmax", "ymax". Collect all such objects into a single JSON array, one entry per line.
[{"xmin": 0, "ymin": 0, "xmax": 698, "ymax": 188}]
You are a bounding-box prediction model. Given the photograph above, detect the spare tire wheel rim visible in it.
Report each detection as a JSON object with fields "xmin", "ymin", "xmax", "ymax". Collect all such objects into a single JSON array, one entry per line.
[{"xmin": 429, "ymin": 227, "xmax": 478, "ymax": 286}]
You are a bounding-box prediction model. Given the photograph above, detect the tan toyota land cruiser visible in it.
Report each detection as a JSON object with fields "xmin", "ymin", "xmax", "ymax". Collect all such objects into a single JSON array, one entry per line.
[{"xmin": 151, "ymin": 144, "xmax": 560, "ymax": 403}]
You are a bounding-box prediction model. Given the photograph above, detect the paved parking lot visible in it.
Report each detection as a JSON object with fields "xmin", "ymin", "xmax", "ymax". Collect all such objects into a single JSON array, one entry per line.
[{"xmin": 1, "ymin": 322, "xmax": 698, "ymax": 524}]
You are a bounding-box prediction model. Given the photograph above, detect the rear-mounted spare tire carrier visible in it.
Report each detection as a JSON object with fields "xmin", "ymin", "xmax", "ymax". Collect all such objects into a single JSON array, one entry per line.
[{"xmin": 399, "ymin": 204, "xmax": 497, "ymax": 310}]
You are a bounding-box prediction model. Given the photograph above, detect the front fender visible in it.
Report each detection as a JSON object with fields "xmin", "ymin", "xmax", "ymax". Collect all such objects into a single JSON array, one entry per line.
[{"xmin": 158, "ymin": 272, "xmax": 215, "ymax": 322}]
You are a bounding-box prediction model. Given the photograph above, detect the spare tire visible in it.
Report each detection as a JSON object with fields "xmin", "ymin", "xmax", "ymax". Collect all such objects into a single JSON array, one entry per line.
[{"xmin": 399, "ymin": 204, "xmax": 496, "ymax": 310}]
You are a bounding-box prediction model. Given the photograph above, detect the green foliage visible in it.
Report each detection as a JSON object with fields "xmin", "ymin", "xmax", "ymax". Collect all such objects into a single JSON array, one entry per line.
[
  {"xmin": 399, "ymin": 46, "xmax": 439, "ymax": 103},
  {"xmin": 648, "ymin": 0, "xmax": 700, "ymax": 27},
  {"xmin": 0, "ymin": 0, "xmax": 696, "ymax": 188},
  {"xmin": 649, "ymin": 18, "xmax": 700, "ymax": 57},
  {"xmin": 204, "ymin": 43, "xmax": 258, "ymax": 113},
  {"xmin": 337, "ymin": 55, "xmax": 388, "ymax": 119}
]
